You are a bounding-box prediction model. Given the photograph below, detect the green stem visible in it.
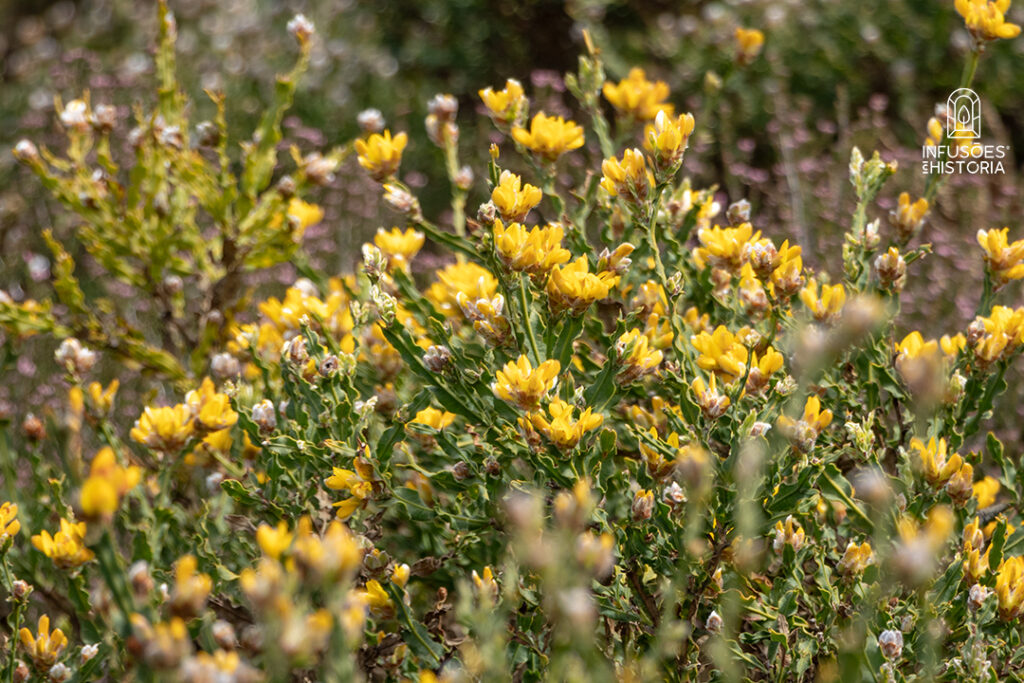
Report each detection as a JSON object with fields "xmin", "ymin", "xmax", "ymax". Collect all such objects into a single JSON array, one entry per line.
[
  {"xmin": 519, "ymin": 276, "xmax": 542, "ymax": 364},
  {"xmin": 645, "ymin": 185, "xmax": 670, "ymax": 291}
]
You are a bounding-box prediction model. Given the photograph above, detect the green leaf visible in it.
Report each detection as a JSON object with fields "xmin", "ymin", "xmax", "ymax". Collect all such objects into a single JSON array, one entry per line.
[{"xmin": 384, "ymin": 582, "xmax": 444, "ymax": 666}]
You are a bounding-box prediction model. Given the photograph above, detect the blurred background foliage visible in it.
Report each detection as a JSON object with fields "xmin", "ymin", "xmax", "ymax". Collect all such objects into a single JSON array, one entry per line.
[{"xmin": 1, "ymin": 0, "xmax": 1022, "ymax": 436}]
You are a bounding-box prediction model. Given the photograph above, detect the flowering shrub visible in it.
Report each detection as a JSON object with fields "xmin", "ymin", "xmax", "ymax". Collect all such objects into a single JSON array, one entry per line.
[{"xmin": 2, "ymin": 2, "xmax": 1024, "ymax": 682}]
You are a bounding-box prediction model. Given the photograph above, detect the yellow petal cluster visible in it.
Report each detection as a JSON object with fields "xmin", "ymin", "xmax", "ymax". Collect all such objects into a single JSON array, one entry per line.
[
  {"xmin": 355, "ymin": 129, "xmax": 408, "ymax": 181},
  {"xmin": 526, "ymin": 398, "xmax": 603, "ymax": 450},
  {"xmin": 492, "ymin": 355, "xmax": 561, "ymax": 412},
  {"xmin": 373, "ymin": 227, "xmax": 424, "ymax": 272},
  {"xmin": 511, "ymin": 112, "xmax": 585, "ymax": 161},
  {"xmin": 955, "ymin": 0, "xmax": 1022, "ymax": 41},
  {"xmin": 31, "ymin": 518, "xmax": 94, "ymax": 569},
  {"xmin": 491, "ymin": 170, "xmax": 542, "ymax": 222},
  {"xmin": 602, "ymin": 68, "xmax": 672, "ymax": 121},
  {"xmin": 19, "ymin": 615, "xmax": 68, "ymax": 669},
  {"xmin": 493, "ymin": 220, "xmax": 571, "ymax": 275},
  {"xmin": 80, "ymin": 446, "xmax": 142, "ymax": 520},
  {"xmin": 546, "ymin": 257, "xmax": 620, "ymax": 316},
  {"xmin": 977, "ymin": 227, "xmax": 1024, "ymax": 286}
]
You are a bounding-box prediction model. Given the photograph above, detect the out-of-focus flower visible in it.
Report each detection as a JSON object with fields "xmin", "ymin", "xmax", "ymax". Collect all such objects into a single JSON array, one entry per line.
[
  {"xmin": 955, "ymin": 0, "xmax": 1021, "ymax": 42},
  {"xmin": 492, "ymin": 355, "xmax": 560, "ymax": 411},
  {"xmin": 512, "ymin": 112, "xmax": 585, "ymax": 161},
  {"xmin": 355, "ymin": 129, "xmax": 408, "ymax": 181},
  {"xmin": 169, "ymin": 555, "xmax": 212, "ymax": 619},
  {"xmin": 838, "ymin": 541, "xmax": 874, "ymax": 576},
  {"xmin": 877, "ymin": 629, "xmax": 903, "ymax": 659},
  {"xmin": 80, "ymin": 446, "xmax": 141, "ymax": 520},
  {"xmin": 974, "ymin": 476, "xmax": 1000, "ymax": 508},
  {"xmin": 131, "ymin": 405, "xmax": 194, "ymax": 452},
  {"xmin": 800, "ymin": 279, "xmax": 846, "ymax": 324},
  {"xmin": 32, "ymin": 519, "xmax": 94, "ymax": 569},
  {"xmin": 256, "ymin": 521, "xmax": 293, "ymax": 560},
  {"xmin": 325, "ymin": 458, "xmax": 375, "ymax": 519},
  {"xmin": 734, "ymin": 27, "xmax": 765, "ymax": 64},
  {"xmin": 373, "ymin": 227, "xmax": 424, "ymax": 272},
  {"xmin": 603, "ymin": 68, "xmax": 672, "ymax": 121}
]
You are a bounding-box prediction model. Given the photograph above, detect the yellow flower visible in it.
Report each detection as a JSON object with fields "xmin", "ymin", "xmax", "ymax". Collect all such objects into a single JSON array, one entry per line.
[
  {"xmin": 526, "ymin": 398, "xmax": 603, "ymax": 450},
  {"xmin": 32, "ymin": 519, "xmax": 94, "ymax": 569},
  {"xmin": 690, "ymin": 373, "xmax": 731, "ymax": 420},
  {"xmin": 977, "ymin": 227, "xmax": 1024, "ymax": 286},
  {"xmin": 546, "ymin": 256, "xmax": 620, "ymax": 316},
  {"xmin": 325, "ymin": 458, "xmax": 375, "ymax": 519},
  {"xmin": 643, "ymin": 110, "xmax": 696, "ymax": 175},
  {"xmin": 691, "ymin": 325, "xmax": 748, "ymax": 383},
  {"xmin": 492, "ymin": 220, "xmax": 571, "ymax": 275},
  {"xmin": 373, "ymin": 227, "xmax": 424, "ymax": 272},
  {"xmin": 87, "ymin": 379, "xmax": 119, "ymax": 415},
  {"xmin": 746, "ymin": 346, "xmax": 784, "ymax": 394},
  {"xmin": 291, "ymin": 518, "xmax": 362, "ymax": 582},
  {"xmin": 777, "ymin": 396, "xmax": 833, "ymax": 452},
  {"xmin": 511, "ymin": 112, "xmax": 584, "ymax": 161},
  {"xmin": 694, "ymin": 223, "xmax": 760, "ymax": 274},
  {"xmin": 800, "ymin": 278, "xmax": 846, "ymax": 323},
  {"xmin": 837, "ymin": 541, "xmax": 874, "ymax": 576},
  {"xmin": 19, "ymin": 615, "xmax": 68, "ymax": 668},
  {"xmin": 889, "ymin": 192, "xmax": 929, "ymax": 243},
  {"xmin": 472, "ymin": 566, "xmax": 499, "ymax": 602},
  {"xmin": 392, "ymin": 563, "xmax": 410, "ymax": 588},
  {"xmin": 426, "ymin": 262, "xmax": 499, "ymax": 318},
  {"xmin": 924, "ymin": 117, "xmax": 944, "ymax": 147},
  {"xmin": 638, "ymin": 428, "xmax": 682, "ymax": 480},
  {"xmin": 360, "ymin": 579, "xmax": 395, "ymax": 618},
  {"xmin": 131, "ymin": 404, "xmax": 194, "ymax": 452},
  {"xmin": 772, "ymin": 515, "xmax": 804, "ymax": 552},
  {"xmin": 408, "ymin": 407, "xmax": 456, "ymax": 431},
  {"xmin": 995, "ymin": 555, "xmax": 1024, "ymax": 620},
  {"xmin": 355, "ymin": 129, "xmax": 408, "ymax": 181},
  {"xmin": 735, "ymin": 27, "xmax": 765, "ymax": 63},
  {"xmin": 186, "ymin": 377, "xmax": 238, "ymax": 433},
  {"xmin": 940, "ymin": 333, "xmax": 966, "ymax": 357},
  {"xmin": 964, "ymin": 537, "xmax": 992, "ymax": 583},
  {"xmin": 974, "ymin": 475, "xmax": 1000, "ymax": 508},
  {"xmin": 256, "ymin": 521, "xmax": 294, "ymax": 560},
  {"xmin": 491, "ymin": 170, "xmax": 543, "ymax": 222},
  {"xmin": 170, "ymin": 554, "xmax": 212, "ymax": 618},
  {"xmin": 910, "ymin": 437, "xmax": 963, "ymax": 488},
  {"xmin": 602, "ymin": 68, "xmax": 672, "ymax": 121},
  {"xmin": 492, "ymin": 355, "xmax": 561, "ymax": 411},
  {"xmin": 478, "ymin": 78, "xmax": 527, "ymax": 123},
  {"xmin": 770, "ymin": 240, "xmax": 805, "ymax": 296},
  {"xmin": 0, "ymin": 502, "xmax": 19, "ymax": 544},
  {"xmin": 285, "ymin": 198, "xmax": 324, "ymax": 239},
  {"xmin": 601, "ymin": 148, "xmax": 649, "ymax": 202},
  {"xmin": 80, "ymin": 446, "xmax": 141, "ymax": 520},
  {"xmin": 955, "ymin": 0, "xmax": 1022, "ymax": 42},
  {"xmin": 615, "ymin": 328, "xmax": 663, "ymax": 384}
]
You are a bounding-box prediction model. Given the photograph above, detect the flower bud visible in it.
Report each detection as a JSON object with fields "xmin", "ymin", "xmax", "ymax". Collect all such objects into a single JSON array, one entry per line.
[
  {"xmin": 302, "ymin": 152, "xmax": 337, "ymax": 186},
  {"xmin": 11, "ymin": 580, "xmax": 32, "ymax": 601},
  {"xmin": 357, "ymin": 109, "xmax": 385, "ymax": 135},
  {"xmin": 874, "ymin": 248, "xmax": 906, "ymax": 292},
  {"xmin": 13, "ymin": 139, "xmax": 39, "ymax": 163},
  {"xmin": 877, "ymin": 629, "xmax": 903, "ymax": 659},
  {"xmin": 22, "ymin": 414, "xmax": 45, "ymax": 441},
  {"xmin": 968, "ymin": 583, "xmax": 990, "ymax": 611},
  {"xmin": 706, "ymin": 610, "xmax": 723, "ymax": 633},
  {"xmin": 212, "ymin": 620, "xmax": 238, "ymax": 650},
  {"xmin": 252, "ymin": 400, "xmax": 277, "ymax": 433},
  {"xmin": 91, "ymin": 104, "xmax": 117, "ymax": 133},
  {"xmin": 55, "ymin": 338, "xmax": 98, "ymax": 375},
  {"xmin": 210, "ymin": 353, "xmax": 240, "ymax": 379},
  {"xmin": 631, "ymin": 489, "xmax": 655, "ymax": 521},
  {"xmin": 423, "ymin": 345, "xmax": 452, "ymax": 373},
  {"xmin": 286, "ymin": 14, "xmax": 315, "ymax": 44},
  {"xmin": 727, "ymin": 199, "xmax": 751, "ymax": 226}
]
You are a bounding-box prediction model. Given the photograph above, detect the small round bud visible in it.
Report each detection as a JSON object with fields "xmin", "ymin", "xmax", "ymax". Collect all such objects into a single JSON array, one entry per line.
[
  {"xmin": 14, "ymin": 139, "xmax": 40, "ymax": 163},
  {"xmin": 80, "ymin": 644, "xmax": 99, "ymax": 664},
  {"xmin": 319, "ymin": 354, "xmax": 340, "ymax": 377},
  {"xmin": 287, "ymin": 14, "xmax": 315, "ymax": 44},
  {"xmin": 210, "ymin": 353, "xmax": 240, "ymax": 380},
  {"xmin": 252, "ymin": 400, "xmax": 277, "ymax": 433},
  {"xmin": 454, "ymin": 165, "xmax": 474, "ymax": 190},
  {"xmin": 452, "ymin": 461, "xmax": 471, "ymax": 480},
  {"xmin": 357, "ymin": 109, "xmax": 386, "ymax": 135},
  {"xmin": 727, "ymin": 199, "xmax": 751, "ymax": 226},
  {"xmin": 22, "ymin": 414, "xmax": 45, "ymax": 441},
  {"xmin": 11, "ymin": 580, "xmax": 33, "ymax": 601},
  {"xmin": 303, "ymin": 152, "xmax": 338, "ymax": 186},
  {"xmin": 91, "ymin": 104, "xmax": 117, "ymax": 133},
  {"xmin": 48, "ymin": 663, "xmax": 71, "ymax": 683},
  {"xmin": 423, "ymin": 345, "xmax": 452, "ymax": 373},
  {"xmin": 212, "ymin": 620, "xmax": 238, "ymax": 650},
  {"xmin": 706, "ymin": 610, "xmax": 723, "ymax": 633},
  {"xmin": 60, "ymin": 99, "xmax": 90, "ymax": 132}
]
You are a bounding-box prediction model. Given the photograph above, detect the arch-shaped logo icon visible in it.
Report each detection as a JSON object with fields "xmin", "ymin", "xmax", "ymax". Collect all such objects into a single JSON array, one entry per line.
[{"xmin": 947, "ymin": 88, "xmax": 981, "ymax": 139}]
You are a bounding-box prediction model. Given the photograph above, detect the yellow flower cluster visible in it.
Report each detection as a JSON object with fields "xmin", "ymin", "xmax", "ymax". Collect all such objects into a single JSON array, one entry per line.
[
  {"xmin": 977, "ymin": 227, "xmax": 1024, "ymax": 287},
  {"xmin": 511, "ymin": 112, "xmax": 584, "ymax": 161},
  {"xmin": 355, "ymin": 129, "xmax": 408, "ymax": 181},
  {"xmin": 546, "ymin": 257, "xmax": 620, "ymax": 316},
  {"xmin": 492, "ymin": 355, "xmax": 561, "ymax": 412},
  {"xmin": 493, "ymin": 220, "xmax": 571, "ymax": 275},
  {"xmin": 524, "ymin": 398, "xmax": 603, "ymax": 450},
  {"xmin": 131, "ymin": 377, "xmax": 237, "ymax": 454},
  {"xmin": 955, "ymin": 0, "xmax": 1022, "ymax": 42},
  {"xmin": 479, "ymin": 78, "xmax": 527, "ymax": 125},
  {"xmin": 32, "ymin": 518, "xmax": 94, "ymax": 569},
  {"xmin": 777, "ymin": 396, "xmax": 833, "ymax": 452},
  {"xmin": 602, "ymin": 68, "xmax": 672, "ymax": 121},
  {"xmin": 80, "ymin": 446, "xmax": 142, "ymax": 520},
  {"xmin": 491, "ymin": 170, "xmax": 543, "ymax": 222}
]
